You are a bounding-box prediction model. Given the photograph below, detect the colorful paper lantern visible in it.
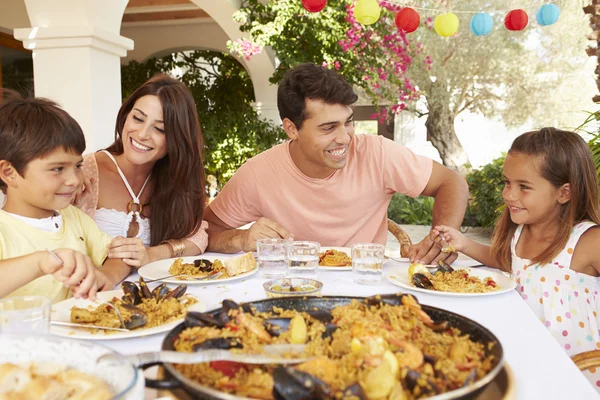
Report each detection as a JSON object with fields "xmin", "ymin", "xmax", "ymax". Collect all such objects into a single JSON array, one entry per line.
[
  {"xmin": 536, "ymin": 4, "xmax": 560, "ymax": 26},
  {"xmin": 302, "ymin": 0, "xmax": 327, "ymax": 13},
  {"xmin": 469, "ymin": 13, "xmax": 493, "ymax": 36},
  {"xmin": 354, "ymin": 0, "xmax": 381, "ymax": 26},
  {"xmin": 434, "ymin": 12, "xmax": 459, "ymax": 37},
  {"xmin": 395, "ymin": 7, "xmax": 420, "ymax": 33},
  {"xmin": 504, "ymin": 9, "xmax": 528, "ymax": 31}
]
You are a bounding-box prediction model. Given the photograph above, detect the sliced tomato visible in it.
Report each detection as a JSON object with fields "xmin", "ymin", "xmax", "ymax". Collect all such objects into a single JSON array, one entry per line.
[{"xmin": 210, "ymin": 361, "xmax": 244, "ymax": 377}]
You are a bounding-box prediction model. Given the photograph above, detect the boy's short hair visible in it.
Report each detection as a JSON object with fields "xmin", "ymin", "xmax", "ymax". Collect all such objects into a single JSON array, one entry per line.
[
  {"xmin": 277, "ymin": 63, "xmax": 358, "ymax": 130},
  {"xmin": 0, "ymin": 91, "xmax": 86, "ymax": 191}
]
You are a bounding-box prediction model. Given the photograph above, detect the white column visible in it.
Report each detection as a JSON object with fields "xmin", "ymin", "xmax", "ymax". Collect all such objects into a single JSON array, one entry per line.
[{"xmin": 13, "ymin": 0, "xmax": 134, "ymax": 152}]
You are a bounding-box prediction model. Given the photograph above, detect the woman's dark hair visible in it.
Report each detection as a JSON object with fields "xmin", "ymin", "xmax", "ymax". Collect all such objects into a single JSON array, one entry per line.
[
  {"xmin": 277, "ymin": 63, "xmax": 358, "ymax": 129},
  {"xmin": 0, "ymin": 91, "xmax": 85, "ymax": 192},
  {"xmin": 106, "ymin": 74, "xmax": 205, "ymax": 246}
]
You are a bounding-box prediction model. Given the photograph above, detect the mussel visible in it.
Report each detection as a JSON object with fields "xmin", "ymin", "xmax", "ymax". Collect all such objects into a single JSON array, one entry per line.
[
  {"xmin": 165, "ymin": 284, "xmax": 187, "ymax": 300},
  {"xmin": 437, "ymin": 259, "xmax": 454, "ymax": 273},
  {"xmin": 138, "ymin": 277, "xmax": 153, "ymax": 299},
  {"xmin": 120, "ymin": 304, "xmax": 148, "ymax": 329},
  {"xmin": 341, "ymin": 383, "xmax": 367, "ymax": 400},
  {"xmin": 273, "ymin": 366, "xmax": 334, "ymax": 400},
  {"xmin": 185, "ymin": 311, "xmax": 224, "ymax": 328},
  {"xmin": 403, "ymin": 370, "xmax": 440, "ymax": 396},
  {"xmin": 192, "ymin": 337, "xmax": 243, "ymax": 351},
  {"xmin": 365, "ymin": 293, "xmax": 413, "ymax": 307},
  {"xmin": 412, "ymin": 273, "xmax": 434, "ymax": 290},
  {"xmin": 152, "ymin": 283, "xmax": 169, "ymax": 301},
  {"xmin": 193, "ymin": 259, "xmax": 214, "ymax": 272},
  {"xmin": 121, "ymin": 281, "xmax": 142, "ymax": 305}
]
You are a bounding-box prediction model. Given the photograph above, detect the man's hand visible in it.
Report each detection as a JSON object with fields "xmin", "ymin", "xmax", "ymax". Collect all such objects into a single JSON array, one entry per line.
[
  {"xmin": 241, "ymin": 217, "xmax": 293, "ymax": 252},
  {"xmin": 407, "ymin": 230, "xmax": 458, "ymax": 265}
]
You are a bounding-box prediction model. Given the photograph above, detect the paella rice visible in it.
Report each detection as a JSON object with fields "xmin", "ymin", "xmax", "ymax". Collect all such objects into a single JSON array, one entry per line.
[
  {"xmin": 70, "ymin": 279, "xmax": 196, "ymax": 333},
  {"xmin": 319, "ymin": 250, "xmax": 352, "ymax": 267},
  {"xmin": 173, "ymin": 294, "xmax": 496, "ymax": 399}
]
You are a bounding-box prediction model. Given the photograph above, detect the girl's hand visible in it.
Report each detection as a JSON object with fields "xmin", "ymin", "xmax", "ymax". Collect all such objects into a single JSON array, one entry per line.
[
  {"xmin": 432, "ymin": 225, "xmax": 468, "ymax": 253},
  {"xmin": 108, "ymin": 236, "xmax": 150, "ymax": 269},
  {"xmin": 41, "ymin": 249, "xmax": 99, "ymax": 300}
]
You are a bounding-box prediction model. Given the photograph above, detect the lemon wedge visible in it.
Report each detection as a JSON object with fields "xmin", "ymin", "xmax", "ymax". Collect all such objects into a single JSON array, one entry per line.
[{"xmin": 408, "ymin": 262, "xmax": 429, "ymax": 280}]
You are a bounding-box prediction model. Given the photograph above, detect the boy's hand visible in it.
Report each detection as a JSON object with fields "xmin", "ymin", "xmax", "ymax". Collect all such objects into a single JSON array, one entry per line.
[
  {"xmin": 432, "ymin": 225, "xmax": 468, "ymax": 253},
  {"xmin": 108, "ymin": 236, "xmax": 150, "ymax": 268},
  {"xmin": 40, "ymin": 249, "xmax": 99, "ymax": 300},
  {"xmin": 94, "ymin": 270, "xmax": 115, "ymax": 291}
]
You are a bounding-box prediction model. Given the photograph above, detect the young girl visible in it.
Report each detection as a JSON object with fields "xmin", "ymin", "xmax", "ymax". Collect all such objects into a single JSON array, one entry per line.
[{"xmin": 435, "ymin": 127, "xmax": 600, "ymax": 386}]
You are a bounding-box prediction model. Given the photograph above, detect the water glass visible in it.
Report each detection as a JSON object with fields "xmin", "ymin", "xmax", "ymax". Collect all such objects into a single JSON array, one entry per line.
[
  {"xmin": 257, "ymin": 238, "xmax": 288, "ymax": 278},
  {"xmin": 0, "ymin": 296, "xmax": 51, "ymax": 333},
  {"xmin": 352, "ymin": 243, "xmax": 385, "ymax": 284},
  {"xmin": 287, "ymin": 241, "xmax": 320, "ymax": 277}
]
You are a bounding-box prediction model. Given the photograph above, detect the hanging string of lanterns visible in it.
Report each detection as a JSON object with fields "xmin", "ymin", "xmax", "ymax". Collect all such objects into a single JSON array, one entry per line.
[{"xmin": 301, "ymin": 1, "xmax": 561, "ymax": 38}]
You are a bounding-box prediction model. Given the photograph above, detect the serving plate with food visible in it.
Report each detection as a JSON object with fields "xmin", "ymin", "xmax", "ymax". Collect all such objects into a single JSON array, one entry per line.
[
  {"xmin": 386, "ymin": 261, "xmax": 516, "ymax": 297},
  {"xmin": 0, "ymin": 334, "xmax": 142, "ymax": 399},
  {"xmin": 317, "ymin": 247, "xmax": 353, "ymax": 270},
  {"xmin": 50, "ymin": 279, "xmax": 204, "ymax": 340},
  {"xmin": 138, "ymin": 252, "xmax": 258, "ymax": 284},
  {"xmin": 134, "ymin": 293, "xmax": 504, "ymax": 400}
]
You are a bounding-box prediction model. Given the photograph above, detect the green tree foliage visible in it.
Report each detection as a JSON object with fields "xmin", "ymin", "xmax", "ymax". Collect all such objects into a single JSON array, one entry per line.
[
  {"xmin": 463, "ymin": 156, "xmax": 506, "ymax": 228},
  {"xmin": 121, "ymin": 51, "xmax": 286, "ymax": 188},
  {"xmin": 232, "ymin": 0, "xmax": 595, "ymax": 170}
]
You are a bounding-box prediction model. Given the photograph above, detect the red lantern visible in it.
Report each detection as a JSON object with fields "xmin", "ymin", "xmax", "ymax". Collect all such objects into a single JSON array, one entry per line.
[
  {"xmin": 302, "ymin": 0, "xmax": 327, "ymax": 13},
  {"xmin": 504, "ymin": 9, "xmax": 528, "ymax": 31},
  {"xmin": 395, "ymin": 7, "xmax": 420, "ymax": 33}
]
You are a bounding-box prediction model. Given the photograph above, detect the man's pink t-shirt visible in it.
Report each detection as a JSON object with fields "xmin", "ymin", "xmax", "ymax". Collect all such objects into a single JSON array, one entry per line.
[{"xmin": 210, "ymin": 134, "xmax": 433, "ymax": 246}]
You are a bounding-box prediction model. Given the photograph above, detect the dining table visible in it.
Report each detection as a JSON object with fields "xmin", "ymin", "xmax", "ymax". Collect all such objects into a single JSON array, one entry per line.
[{"xmin": 98, "ymin": 254, "xmax": 599, "ymax": 400}]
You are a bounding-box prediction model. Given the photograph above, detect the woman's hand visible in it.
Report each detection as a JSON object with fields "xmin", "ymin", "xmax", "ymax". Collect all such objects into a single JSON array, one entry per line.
[
  {"xmin": 108, "ymin": 236, "xmax": 151, "ymax": 269},
  {"xmin": 432, "ymin": 225, "xmax": 468, "ymax": 253},
  {"xmin": 41, "ymin": 249, "xmax": 99, "ymax": 300},
  {"xmin": 73, "ymin": 175, "xmax": 92, "ymax": 205}
]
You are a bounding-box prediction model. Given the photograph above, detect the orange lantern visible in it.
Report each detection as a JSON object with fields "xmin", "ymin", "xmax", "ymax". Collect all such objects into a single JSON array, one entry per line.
[
  {"xmin": 504, "ymin": 9, "xmax": 528, "ymax": 31},
  {"xmin": 395, "ymin": 7, "xmax": 420, "ymax": 33}
]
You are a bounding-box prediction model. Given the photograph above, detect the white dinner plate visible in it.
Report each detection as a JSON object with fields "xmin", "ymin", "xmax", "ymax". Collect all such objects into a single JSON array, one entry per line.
[
  {"xmin": 318, "ymin": 247, "xmax": 353, "ymax": 271},
  {"xmin": 138, "ymin": 255, "xmax": 258, "ymax": 284},
  {"xmin": 386, "ymin": 265, "xmax": 516, "ymax": 297},
  {"xmin": 50, "ymin": 289, "xmax": 204, "ymax": 340}
]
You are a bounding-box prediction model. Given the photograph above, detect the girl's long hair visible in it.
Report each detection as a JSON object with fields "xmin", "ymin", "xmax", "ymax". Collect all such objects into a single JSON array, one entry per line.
[
  {"xmin": 106, "ymin": 74, "xmax": 205, "ymax": 246},
  {"xmin": 491, "ymin": 127, "xmax": 600, "ymax": 271}
]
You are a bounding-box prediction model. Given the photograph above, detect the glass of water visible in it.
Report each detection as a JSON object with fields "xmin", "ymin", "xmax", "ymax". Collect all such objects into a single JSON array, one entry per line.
[
  {"xmin": 257, "ymin": 238, "xmax": 288, "ymax": 278},
  {"xmin": 352, "ymin": 243, "xmax": 385, "ymax": 284},
  {"xmin": 0, "ymin": 296, "xmax": 51, "ymax": 333},
  {"xmin": 287, "ymin": 241, "xmax": 320, "ymax": 277}
]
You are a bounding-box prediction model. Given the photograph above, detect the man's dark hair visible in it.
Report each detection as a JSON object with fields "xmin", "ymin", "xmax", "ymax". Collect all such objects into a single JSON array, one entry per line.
[
  {"xmin": 0, "ymin": 91, "xmax": 85, "ymax": 191},
  {"xmin": 277, "ymin": 63, "xmax": 358, "ymax": 130}
]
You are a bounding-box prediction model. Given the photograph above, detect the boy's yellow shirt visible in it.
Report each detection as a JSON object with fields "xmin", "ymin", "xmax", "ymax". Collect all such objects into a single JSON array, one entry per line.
[{"xmin": 0, "ymin": 205, "xmax": 112, "ymax": 303}]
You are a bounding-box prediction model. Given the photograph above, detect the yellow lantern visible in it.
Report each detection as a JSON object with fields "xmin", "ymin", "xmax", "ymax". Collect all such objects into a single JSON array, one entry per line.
[
  {"xmin": 434, "ymin": 12, "xmax": 459, "ymax": 37},
  {"xmin": 354, "ymin": 0, "xmax": 381, "ymax": 26}
]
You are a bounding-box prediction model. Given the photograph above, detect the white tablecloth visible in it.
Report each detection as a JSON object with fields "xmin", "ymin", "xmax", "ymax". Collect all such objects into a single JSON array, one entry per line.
[{"xmin": 100, "ymin": 256, "xmax": 599, "ymax": 400}]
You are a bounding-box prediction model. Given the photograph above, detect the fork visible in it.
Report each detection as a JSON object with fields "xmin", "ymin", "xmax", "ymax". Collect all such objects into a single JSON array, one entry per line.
[
  {"xmin": 99, "ymin": 344, "xmax": 310, "ymax": 367},
  {"xmin": 143, "ymin": 271, "xmax": 223, "ymax": 284}
]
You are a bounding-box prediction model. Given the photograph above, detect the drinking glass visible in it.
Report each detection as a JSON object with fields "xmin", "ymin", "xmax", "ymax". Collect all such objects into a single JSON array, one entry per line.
[
  {"xmin": 352, "ymin": 243, "xmax": 385, "ymax": 284},
  {"xmin": 0, "ymin": 296, "xmax": 51, "ymax": 333},
  {"xmin": 287, "ymin": 241, "xmax": 320, "ymax": 277},
  {"xmin": 257, "ymin": 238, "xmax": 288, "ymax": 278}
]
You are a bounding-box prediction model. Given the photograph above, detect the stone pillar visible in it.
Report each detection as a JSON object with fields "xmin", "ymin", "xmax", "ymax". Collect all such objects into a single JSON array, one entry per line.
[{"xmin": 13, "ymin": 0, "xmax": 134, "ymax": 152}]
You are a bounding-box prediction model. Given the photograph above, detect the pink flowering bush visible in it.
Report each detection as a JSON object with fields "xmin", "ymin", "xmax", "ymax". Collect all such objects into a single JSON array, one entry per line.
[{"xmin": 228, "ymin": 38, "xmax": 264, "ymax": 61}]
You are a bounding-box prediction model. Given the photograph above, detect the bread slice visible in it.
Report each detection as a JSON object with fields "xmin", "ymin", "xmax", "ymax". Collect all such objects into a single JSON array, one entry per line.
[{"xmin": 223, "ymin": 252, "xmax": 257, "ymax": 276}]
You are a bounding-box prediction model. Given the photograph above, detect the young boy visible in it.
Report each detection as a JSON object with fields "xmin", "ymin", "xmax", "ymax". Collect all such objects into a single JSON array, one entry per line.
[{"xmin": 0, "ymin": 93, "xmax": 132, "ymax": 302}]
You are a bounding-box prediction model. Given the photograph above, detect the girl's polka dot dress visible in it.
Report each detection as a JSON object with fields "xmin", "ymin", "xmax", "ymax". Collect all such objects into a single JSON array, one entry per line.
[{"xmin": 511, "ymin": 221, "xmax": 600, "ymax": 389}]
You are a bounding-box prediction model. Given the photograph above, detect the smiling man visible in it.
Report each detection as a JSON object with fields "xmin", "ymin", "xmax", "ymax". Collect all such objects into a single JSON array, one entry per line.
[{"xmin": 204, "ymin": 63, "xmax": 469, "ymax": 264}]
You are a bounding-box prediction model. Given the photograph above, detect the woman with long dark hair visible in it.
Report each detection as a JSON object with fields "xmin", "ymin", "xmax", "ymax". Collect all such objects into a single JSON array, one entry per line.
[{"xmin": 75, "ymin": 74, "xmax": 207, "ymax": 267}]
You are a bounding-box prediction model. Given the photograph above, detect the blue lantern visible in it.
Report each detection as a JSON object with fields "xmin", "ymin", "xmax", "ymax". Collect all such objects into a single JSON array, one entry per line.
[
  {"xmin": 536, "ymin": 4, "xmax": 560, "ymax": 26},
  {"xmin": 470, "ymin": 13, "xmax": 493, "ymax": 36}
]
